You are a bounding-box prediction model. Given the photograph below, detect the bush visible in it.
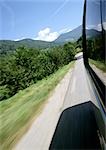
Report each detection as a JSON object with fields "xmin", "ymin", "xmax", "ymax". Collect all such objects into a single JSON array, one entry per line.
[
  {"xmin": 0, "ymin": 86, "xmax": 10, "ymax": 100},
  {"xmin": 0, "ymin": 42, "xmax": 76, "ymax": 100}
]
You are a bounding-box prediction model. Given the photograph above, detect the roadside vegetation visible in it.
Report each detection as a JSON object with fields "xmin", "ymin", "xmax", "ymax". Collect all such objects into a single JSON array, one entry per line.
[
  {"xmin": 86, "ymin": 33, "xmax": 105, "ymax": 62},
  {"xmin": 86, "ymin": 32, "xmax": 105, "ymax": 72},
  {"xmin": 0, "ymin": 41, "xmax": 76, "ymax": 149},
  {"xmin": 89, "ymin": 59, "xmax": 106, "ymax": 72},
  {"xmin": 87, "ymin": 38, "xmax": 104, "ymax": 62},
  {"xmin": 0, "ymin": 61, "xmax": 74, "ymax": 150},
  {"xmin": 0, "ymin": 42, "xmax": 77, "ymax": 101}
]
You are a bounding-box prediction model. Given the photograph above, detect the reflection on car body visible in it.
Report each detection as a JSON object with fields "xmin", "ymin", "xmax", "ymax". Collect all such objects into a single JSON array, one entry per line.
[{"xmin": 50, "ymin": 0, "xmax": 106, "ymax": 149}]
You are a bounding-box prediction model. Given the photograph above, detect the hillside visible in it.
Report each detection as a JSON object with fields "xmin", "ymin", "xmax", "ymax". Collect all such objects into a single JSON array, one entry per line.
[
  {"xmin": 0, "ymin": 25, "xmax": 100, "ymax": 55},
  {"xmin": 0, "ymin": 62, "xmax": 74, "ymax": 150},
  {"xmin": 16, "ymin": 39, "xmax": 56, "ymax": 48},
  {"xmin": 54, "ymin": 25, "xmax": 82, "ymax": 43},
  {"xmin": 0, "ymin": 39, "xmax": 56, "ymax": 55},
  {"xmin": 54, "ymin": 25, "xmax": 100, "ymax": 44}
]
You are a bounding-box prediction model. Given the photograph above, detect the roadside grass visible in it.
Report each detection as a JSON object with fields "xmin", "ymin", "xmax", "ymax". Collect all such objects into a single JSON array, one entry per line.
[
  {"xmin": 76, "ymin": 48, "xmax": 82, "ymax": 53},
  {"xmin": 0, "ymin": 61, "xmax": 74, "ymax": 150},
  {"xmin": 89, "ymin": 59, "xmax": 106, "ymax": 72}
]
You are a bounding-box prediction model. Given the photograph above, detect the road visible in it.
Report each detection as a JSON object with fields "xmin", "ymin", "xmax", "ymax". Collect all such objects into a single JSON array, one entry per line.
[
  {"xmin": 50, "ymin": 52, "xmax": 102, "ymax": 149},
  {"xmin": 62, "ymin": 52, "xmax": 99, "ymax": 111},
  {"xmin": 15, "ymin": 52, "xmax": 100, "ymax": 150},
  {"xmin": 14, "ymin": 64, "xmax": 73, "ymax": 150}
]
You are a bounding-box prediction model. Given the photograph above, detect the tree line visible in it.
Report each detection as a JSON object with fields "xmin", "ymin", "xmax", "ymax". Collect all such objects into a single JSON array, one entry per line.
[
  {"xmin": 0, "ymin": 42, "xmax": 76, "ymax": 101},
  {"xmin": 86, "ymin": 34, "xmax": 105, "ymax": 62}
]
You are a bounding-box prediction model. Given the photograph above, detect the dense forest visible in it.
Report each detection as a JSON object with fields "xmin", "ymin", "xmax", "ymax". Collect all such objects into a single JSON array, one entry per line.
[
  {"xmin": 0, "ymin": 42, "xmax": 77, "ymax": 101},
  {"xmin": 0, "ymin": 40, "xmax": 57, "ymax": 55}
]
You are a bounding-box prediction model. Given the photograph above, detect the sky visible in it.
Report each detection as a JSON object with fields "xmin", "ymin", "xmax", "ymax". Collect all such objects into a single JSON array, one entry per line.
[
  {"xmin": 0, "ymin": 0, "xmax": 84, "ymax": 41},
  {"xmin": 86, "ymin": 0, "xmax": 106, "ymax": 31}
]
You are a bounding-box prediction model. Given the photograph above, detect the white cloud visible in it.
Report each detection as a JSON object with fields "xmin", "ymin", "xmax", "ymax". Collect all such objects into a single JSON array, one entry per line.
[
  {"xmin": 95, "ymin": 24, "xmax": 102, "ymax": 31},
  {"xmin": 87, "ymin": 22, "xmax": 106, "ymax": 31},
  {"xmin": 14, "ymin": 27, "xmax": 72, "ymax": 42},
  {"xmin": 35, "ymin": 27, "xmax": 59, "ymax": 41},
  {"xmin": 35, "ymin": 27, "xmax": 72, "ymax": 42}
]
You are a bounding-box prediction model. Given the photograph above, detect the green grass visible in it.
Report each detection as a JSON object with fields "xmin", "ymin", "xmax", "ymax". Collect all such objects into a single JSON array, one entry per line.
[
  {"xmin": 76, "ymin": 48, "xmax": 82, "ymax": 53},
  {"xmin": 0, "ymin": 61, "xmax": 74, "ymax": 150},
  {"xmin": 89, "ymin": 59, "xmax": 106, "ymax": 72}
]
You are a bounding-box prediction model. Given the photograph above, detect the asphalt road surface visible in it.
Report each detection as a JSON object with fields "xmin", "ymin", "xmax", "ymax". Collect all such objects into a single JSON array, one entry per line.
[
  {"xmin": 62, "ymin": 52, "xmax": 99, "ymax": 111},
  {"xmin": 50, "ymin": 52, "xmax": 104, "ymax": 149},
  {"xmin": 15, "ymin": 52, "xmax": 101, "ymax": 150}
]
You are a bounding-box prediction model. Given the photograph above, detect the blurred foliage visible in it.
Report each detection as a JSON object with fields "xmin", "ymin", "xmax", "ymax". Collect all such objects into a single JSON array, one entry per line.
[
  {"xmin": 0, "ymin": 61, "xmax": 74, "ymax": 150},
  {"xmin": 89, "ymin": 59, "xmax": 106, "ymax": 72},
  {"xmin": 0, "ymin": 42, "xmax": 77, "ymax": 100},
  {"xmin": 87, "ymin": 34, "xmax": 105, "ymax": 63}
]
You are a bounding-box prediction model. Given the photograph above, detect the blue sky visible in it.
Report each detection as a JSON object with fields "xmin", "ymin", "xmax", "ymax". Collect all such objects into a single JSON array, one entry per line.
[{"xmin": 0, "ymin": 0, "xmax": 84, "ymax": 41}]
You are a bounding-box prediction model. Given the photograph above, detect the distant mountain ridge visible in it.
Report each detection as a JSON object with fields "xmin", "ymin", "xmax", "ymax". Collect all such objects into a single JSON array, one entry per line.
[
  {"xmin": 0, "ymin": 25, "xmax": 100, "ymax": 54},
  {"xmin": 0, "ymin": 39, "xmax": 57, "ymax": 55},
  {"xmin": 54, "ymin": 25, "xmax": 100, "ymax": 43},
  {"xmin": 54, "ymin": 25, "xmax": 82, "ymax": 43}
]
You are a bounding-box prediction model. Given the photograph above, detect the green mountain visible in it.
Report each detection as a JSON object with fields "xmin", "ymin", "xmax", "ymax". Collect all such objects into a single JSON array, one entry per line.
[
  {"xmin": 0, "ymin": 39, "xmax": 57, "ymax": 55},
  {"xmin": 0, "ymin": 25, "xmax": 100, "ymax": 55},
  {"xmin": 54, "ymin": 25, "xmax": 100, "ymax": 44}
]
